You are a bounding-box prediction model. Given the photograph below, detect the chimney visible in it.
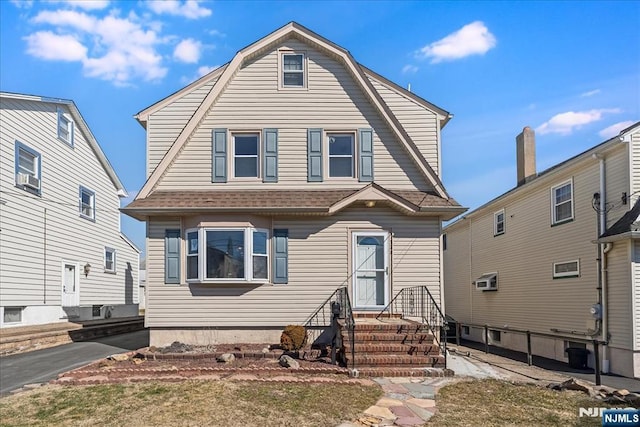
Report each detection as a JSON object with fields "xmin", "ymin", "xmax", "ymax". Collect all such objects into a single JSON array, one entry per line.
[{"xmin": 516, "ymin": 126, "xmax": 536, "ymax": 185}]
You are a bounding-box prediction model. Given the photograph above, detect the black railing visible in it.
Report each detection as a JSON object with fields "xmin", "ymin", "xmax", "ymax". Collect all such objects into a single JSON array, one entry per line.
[
  {"xmin": 304, "ymin": 287, "xmax": 355, "ymax": 369},
  {"xmin": 377, "ymin": 285, "xmax": 448, "ymax": 367}
]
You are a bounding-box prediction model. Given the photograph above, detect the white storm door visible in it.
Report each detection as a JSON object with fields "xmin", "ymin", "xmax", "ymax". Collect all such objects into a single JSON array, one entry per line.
[
  {"xmin": 353, "ymin": 231, "xmax": 389, "ymax": 308},
  {"xmin": 62, "ymin": 263, "xmax": 79, "ymax": 307}
]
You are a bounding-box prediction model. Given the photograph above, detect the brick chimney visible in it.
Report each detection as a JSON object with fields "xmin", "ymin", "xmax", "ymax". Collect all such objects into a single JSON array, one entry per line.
[{"xmin": 516, "ymin": 126, "xmax": 536, "ymax": 185}]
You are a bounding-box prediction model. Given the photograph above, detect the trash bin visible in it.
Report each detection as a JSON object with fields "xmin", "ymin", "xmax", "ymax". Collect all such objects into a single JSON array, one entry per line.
[{"xmin": 565, "ymin": 347, "xmax": 590, "ymax": 369}]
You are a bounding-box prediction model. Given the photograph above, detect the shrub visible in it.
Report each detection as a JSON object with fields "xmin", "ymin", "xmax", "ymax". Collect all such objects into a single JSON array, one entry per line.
[{"xmin": 280, "ymin": 325, "xmax": 308, "ymax": 352}]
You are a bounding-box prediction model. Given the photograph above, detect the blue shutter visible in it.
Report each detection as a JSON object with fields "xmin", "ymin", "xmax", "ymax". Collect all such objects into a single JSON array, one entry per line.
[
  {"xmin": 273, "ymin": 229, "xmax": 288, "ymax": 284},
  {"xmin": 212, "ymin": 129, "xmax": 227, "ymax": 183},
  {"xmin": 263, "ymin": 128, "xmax": 278, "ymax": 182},
  {"xmin": 358, "ymin": 128, "xmax": 374, "ymax": 182},
  {"xmin": 165, "ymin": 229, "xmax": 181, "ymax": 284},
  {"xmin": 307, "ymin": 128, "xmax": 323, "ymax": 182}
]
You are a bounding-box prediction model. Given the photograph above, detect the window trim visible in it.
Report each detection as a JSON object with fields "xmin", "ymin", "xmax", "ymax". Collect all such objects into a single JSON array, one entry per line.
[
  {"xmin": 187, "ymin": 227, "xmax": 270, "ymax": 283},
  {"xmin": 475, "ymin": 272, "xmax": 498, "ymax": 291},
  {"xmin": 14, "ymin": 141, "xmax": 41, "ymax": 195},
  {"xmin": 553, "ymin": 259, "xmax": 580, "ymax": 279},
  {"xmin": 186, "ymin": 229, "xmax": 199, "ymax": 281},
  {"xmin": 551, "ymin": 179, "xmax": 574, "ymax": 225},
  {"xmin": 494, "ymin": 209, "xmax": 505, "ymax": 236},
  {"xmin": 232, "ymin": 132, "xmax": 261, "ymax": 179},
  {"xmin": 104, "ymin": 247, "xmax": 116, "ymax": 273},
  {"xmin": 280, "ymin": 51, "xmax": 306, "ymax": 89},
  {"xmin": 57, "ymin": 108, "xmax": 74, "ymax": 147},
  {"xmin": 79, "ymin": 185, "xmax": 96, "ymax": 221},
  {"xmin": 326, "ymin": 132, "xmax": 356, "ymax": 179}
]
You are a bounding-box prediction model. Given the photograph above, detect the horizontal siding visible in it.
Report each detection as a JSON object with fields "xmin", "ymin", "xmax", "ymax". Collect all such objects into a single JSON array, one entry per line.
[
  {"xmin": 634, "ymin": 241, "xmax": 640, "ymax": 350},
  {"xmin": 154, "ymin": 38, "xmax": 431, "ymax": 192},
  {"xmin": 605, "ymin": 147, "xmax": 631, "ymax": 228},
  {"xmin": 443, "ymin": 222, "xmax": 472, "ymax": 322},
  {"xmin": 0, "ymin": 97, "xmax": 139, "ymax": 309},
  {"xmin": 145, "ymin": 207, "xmax": 441, "ymax": 327},
  {"xmin": 607, "ymin": 241, "xmax": 632, "ymax": 349},
  {"xmin": 631, "ymin": 130, "xmax": 640, "ymax": 199},
  {"xmin": 369, "ymin": 78, "xmax": 439, "ymax": 175},
  {"xmin": 147, "ymin": 79, "xmax": 218, "ymax": 176}
]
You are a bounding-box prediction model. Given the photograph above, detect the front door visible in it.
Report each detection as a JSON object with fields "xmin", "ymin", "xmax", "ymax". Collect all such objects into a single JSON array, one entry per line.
[
  {"xmin": 62, "ymin": 263, "xmax": 79, "ymax": 307},
  {"xmin": 353, "ymin": 231, "xmax": 389, "ymax": 308}
]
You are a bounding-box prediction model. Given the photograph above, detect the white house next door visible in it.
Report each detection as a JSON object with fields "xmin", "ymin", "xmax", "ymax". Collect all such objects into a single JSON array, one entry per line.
[
  {"xmin": 62, "ymin": 263, "xmax": 79, "ymax": 307},
  {"xmin": 353, "ymin": 231, "xmax": 389, "ymax": 309}
]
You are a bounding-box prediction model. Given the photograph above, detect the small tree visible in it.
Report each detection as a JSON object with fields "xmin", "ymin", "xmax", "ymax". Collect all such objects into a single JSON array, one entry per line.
[{"xmin": 280, "ymin": 325, "xmax": 308, "ymax": 356}]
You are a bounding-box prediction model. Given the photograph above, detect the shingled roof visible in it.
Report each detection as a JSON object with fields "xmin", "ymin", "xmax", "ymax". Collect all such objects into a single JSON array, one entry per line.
[{"xmin": 599, "ymin": 198, "xmax": 640, "ymax": 242}]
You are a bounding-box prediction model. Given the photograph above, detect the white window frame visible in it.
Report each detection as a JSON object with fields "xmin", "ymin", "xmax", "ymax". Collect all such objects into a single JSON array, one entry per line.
[
  {"xmin": 494, "ymin": 209, "xmax": 505, "ymax": 236},
  {"xmin": 475, "ymin": 272, "xmax": 498, "ymax": 291},
  {"xmin": 15, "ymin": 141, "xmax": 41, "ymax": 194},
  {"xmin": 187, "ymin": 227, "xmax": 270, "ymax": 283},
  {"xmin": 551, "ymin": 179, "xmax": 574, "ymax": 225},
  {"xmin": 57, "ymin": 108, "xmax": 74, "ymax": 146},
  {"xmin": 79, "ymin": 186, "xmax": 96, "ymax": 221},
  {"xmin": 104, "ymin": 247, "xmax": 116, "ymax": 273},
  {"xmin": 327, "ymin": 133, "xmax": 356, "ymax": 178},
  {"xmin": 186, "ymin": 229, "xmax": 199, "ymax": 281},
  {"xmin": 280, "ymin": 52, "xmax": 306, "ymax": 88},
  {"xmin": 232, "ymin": 132, "xmax": 260, "ymax": 179},
  {"xmin": 553, "ymin": 259, "xmax": 580, "ymax": 278}
]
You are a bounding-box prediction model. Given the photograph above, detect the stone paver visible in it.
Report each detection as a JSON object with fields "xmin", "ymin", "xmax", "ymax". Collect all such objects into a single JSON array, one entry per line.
[
  {"xmin": 364, "ymin": 405, "xmax": 397, "ymax": 421},
  {"xmin": 376, "ymin": 397, "xmax": 405, "ymax": 407},
  {"xmin": 404, "ymin": 397, "xmax": 436, "ymax": 408},
  {"xmin": 405, "ymin": 402, "xmax": 435, "ymax": 421},
  {"xmin": 382, "ymin": 383, "xmax": 409, "ymax": 393},
  {"xmin": 394, "ymin": 415, "xmax": 425, "ymax": 426}
]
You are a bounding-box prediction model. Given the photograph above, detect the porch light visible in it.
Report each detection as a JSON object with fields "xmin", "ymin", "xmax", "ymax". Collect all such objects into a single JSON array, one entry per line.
[
  {"xmin": 364, "ymin": 200, "xmax": 376, "ymax": 208},
  {"xmin": 84, "ymin": 263, "xmax": 91, "ymax": 277}
]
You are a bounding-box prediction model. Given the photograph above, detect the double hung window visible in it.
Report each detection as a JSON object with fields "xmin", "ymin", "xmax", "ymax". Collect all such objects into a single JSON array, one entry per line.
[
  {"xmin": 328, "ymin": 134, "xmax": 355, "ymax": 178},
  {"xmin": 552, "ymin": 180, "xmax": 573, "ymax": 224},
  {"xmin": 282, "ymin": 53, "xmax": 304, "ymax": 87},
  {"xmin": 79, "ymin": 186, "xmax": 95, "ymax": 220},
  {"xmin": 233, "ymin": 134, "xmax": 259, "ymax": 178}
]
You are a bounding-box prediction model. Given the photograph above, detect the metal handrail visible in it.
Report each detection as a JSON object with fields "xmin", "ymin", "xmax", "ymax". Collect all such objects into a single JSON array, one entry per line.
[
  {"xmin": 304, "ymin": 287, "xmax": 355, "ymax": 369},
  {"xmin": 377, "ymin": 285, "xmax": 448, "ymax": 368}
]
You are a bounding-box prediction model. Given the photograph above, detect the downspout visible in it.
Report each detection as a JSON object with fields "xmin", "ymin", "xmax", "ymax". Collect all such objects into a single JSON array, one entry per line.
[{"xmin": 596, "ymin": 154, "xmax": 610, "ymax": 373}]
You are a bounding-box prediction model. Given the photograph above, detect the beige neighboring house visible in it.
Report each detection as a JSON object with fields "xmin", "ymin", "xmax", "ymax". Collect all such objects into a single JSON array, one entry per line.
[
  {"xmin": 0, "ymin": 92, "xmax": 140, "ymax": 328},
  {"xmin": 122, "ymin": 22, "xmax": 465, "ymax": 347},
  {"xmin": 444, "ymin": 122, "xmax": 640, "ymax": 378}
]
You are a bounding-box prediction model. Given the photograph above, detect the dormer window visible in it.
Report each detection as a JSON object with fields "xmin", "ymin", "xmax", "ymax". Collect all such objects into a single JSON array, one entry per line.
[{"xmin": 282, "ymin": 53, "xmax": 305, "ymax": 87}]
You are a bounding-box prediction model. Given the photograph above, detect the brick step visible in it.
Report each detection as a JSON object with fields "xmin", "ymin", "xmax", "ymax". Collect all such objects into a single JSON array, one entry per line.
[
  {"xmin": 353, "ymin": 312, "xmax": 402, "ymax": 319},
  {"xmin": 346, "ymin": 332, "xmax": 435, "ymax": 344},
  {"xmin": 353, "ymin": 323, "xmax": 430, "ymax": 333},
  {"xmin": 348, "ymin": 353, "xmax": 445, "ymax": 367},
  {"xmin": 352, "ymin": 343, "xmax": 441, "ymax": 355},
  {"xmin": 354, "ymin": 367, "xmax": 454, "ymax": 378}
]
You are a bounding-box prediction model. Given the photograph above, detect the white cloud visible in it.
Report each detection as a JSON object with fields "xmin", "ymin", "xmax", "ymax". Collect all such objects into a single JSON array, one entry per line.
[
  {"xmin": 173, "ymin": 38, "xmax": 201, "ymax": 63},
  {"xmin": 417, "ymin": 21, "xmax": 496, "ymax": 63},
  {"xmin": 28, "ymin": 9, "xmax": 167, "ymax": 85},
  {"xmin": 402, "ymin": 64, "xmax": 418, "ymax": 74},
  {"xmin": 51, "ymin": 0, "xmax": 111, "ymax": 10},
  {"xmin": 25, "ymin": 31, "xmax": 87, "ymax": 61},
  {"xmin": 581, "ymin": 89, "xmax": 601, "ymax": 97},
  {"xmin": 536, "ymin": 109, "xmax": 621, "ymax": 135},
  {"xmin": 180, "ymin": 64, "xmax": 220, "ymax": 84},
  {"xmin": 598, "ymin": 120, "xmax": 635, "ymax": 139},
  {"xmin": 10, "ymin": 0, "xmax": 33, "ymax": 8},
  {"xmin": 147, "ymin": 0, "xmax": 212, "ymax": 19}
]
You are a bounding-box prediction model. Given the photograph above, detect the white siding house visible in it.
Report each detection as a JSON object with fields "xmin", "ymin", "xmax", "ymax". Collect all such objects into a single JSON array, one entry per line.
[
  {"xmin": 0, "ymin": 92, "xmax": 140, "ymax": 327},
  {"xmin": 444, "ymin": 122, "xmax": 640, "ymax": 378},
  {"xmin": 123, "ymin": 22, "xmax": 465, "ymax": 347}
]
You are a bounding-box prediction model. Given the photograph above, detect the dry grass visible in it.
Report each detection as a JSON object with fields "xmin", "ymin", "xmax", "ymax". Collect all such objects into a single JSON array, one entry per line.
[
  {"xmin": 428, "ymin": 379, "xmax": 634, "ymax": 427},
  {"xmin": 0, "ymin": 380, "xmax": 382, "ymax": 427}
]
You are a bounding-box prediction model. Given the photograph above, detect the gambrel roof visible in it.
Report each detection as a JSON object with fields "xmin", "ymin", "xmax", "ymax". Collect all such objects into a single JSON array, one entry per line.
[
  {"xmin": 1, "ymin": 91, "xmax": 127, "ymax": 197},
  {"xmin": 134, "ymin": 22, "xmax": 453, "ymax": 200}
]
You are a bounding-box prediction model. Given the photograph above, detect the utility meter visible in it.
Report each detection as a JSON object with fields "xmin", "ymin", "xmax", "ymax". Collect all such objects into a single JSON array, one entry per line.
[{"xmin": 590, "ymin": 303, "xmax": 602, "ymax": 320}]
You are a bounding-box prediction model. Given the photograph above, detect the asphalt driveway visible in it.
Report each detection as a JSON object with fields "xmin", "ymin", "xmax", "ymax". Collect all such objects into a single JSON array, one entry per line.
[{"xmin": 0, "ymin": 329, "xmax": 149, "ymax": 396}]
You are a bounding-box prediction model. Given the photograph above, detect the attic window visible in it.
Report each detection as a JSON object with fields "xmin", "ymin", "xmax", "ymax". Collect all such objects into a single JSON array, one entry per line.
[{"xmin": 282, "ymin": 53, "xmax": 304, "ymax": 87}]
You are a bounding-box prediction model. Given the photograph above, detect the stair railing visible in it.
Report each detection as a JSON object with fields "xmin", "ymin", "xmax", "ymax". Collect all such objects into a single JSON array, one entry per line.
[
  {"xmin": 376, "ymin": 285, "xmax": 448, "ymax": 368},
  {"xmin": 304, "ymin": 286, "xmax": 355, "ymax": 369}
]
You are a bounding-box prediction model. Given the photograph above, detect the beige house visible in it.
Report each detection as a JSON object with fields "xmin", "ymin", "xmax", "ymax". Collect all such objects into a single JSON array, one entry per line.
[
  {"xmin": 444, "ymin": 122, "xmax": 640, "ymax": 378},
  {"xmin": 123, "ymin": 22, "xmax": 465, "ymax": 347},
  {"xmin": 0, "ymin": 92, "xmax": 140, "ymax": 328}
]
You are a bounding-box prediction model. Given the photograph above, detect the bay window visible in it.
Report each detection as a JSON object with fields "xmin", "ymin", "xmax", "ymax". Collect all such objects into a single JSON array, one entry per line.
[{"xmin": 186, "ymin": 227, "xmax": 269, "ymax": 282}]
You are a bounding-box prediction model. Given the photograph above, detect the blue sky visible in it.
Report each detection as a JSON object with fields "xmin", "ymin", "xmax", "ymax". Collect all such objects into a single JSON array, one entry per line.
[{"xmin": 1, "ymin": 0, "xmax": 639, "ymax": 253}]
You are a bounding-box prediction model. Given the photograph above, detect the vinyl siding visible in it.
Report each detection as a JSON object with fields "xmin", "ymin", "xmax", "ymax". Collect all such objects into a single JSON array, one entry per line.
[
  {"xmin": 634, "ymin": 240, "xmax": 640, "ymax": 350},
  {"xmin": 605, "ymin": 147, "xmax": 631, "ymax": 229},
  {"xmin": 153, "ymin": 38, "xmax": 431, "ymax": 192},
  {"xmin": 147, "ymin": 79, "xmax": 219, "ymax": 176},
  {"xmin": 443, "ymin": 222, "xmax": 472, "ymax": 323},
  {"xmin": 144, "ymin": 206, "xmax": 441, "ymax": 327},
  {"xmin": 631, "ymin": 130, "xmax": 640, "ymax": 201},
  {"xmin": 368, "ymin": 78, "xmax": 439, "ymax": 175},
  {"xmin": 607, "ymin": 241, "xmax": 633, "ymax": 349},
  {"xmin": 0, "ymin": 97, "xmax": 138, "ymax": 310}
]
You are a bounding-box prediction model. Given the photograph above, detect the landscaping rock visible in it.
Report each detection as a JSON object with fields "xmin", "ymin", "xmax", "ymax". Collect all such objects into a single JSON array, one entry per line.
[
  {"xmin": 216, "ymin": 353, "xmax": 235, "ymax": 363},
  {"xmin": 613, "ymin": 389, "xmax": 630, "ymax": 397},
  {"xmin": 107, "ymin": 354, "xmax": 129, "ymax": 362},
  {"xmin": 624, "ymin": 393, "xmax": 640, "ymax": 405},
  {"xmin": 548, "ymin": 378, "xmax": 596, "ymax": 397},
  {"xmin": 279, "ymin": 354, "xmax": 300, "ymax": 369},
  {"xmin": 262, "ymin": 347, "xmax": 270, "ymax": 354}
]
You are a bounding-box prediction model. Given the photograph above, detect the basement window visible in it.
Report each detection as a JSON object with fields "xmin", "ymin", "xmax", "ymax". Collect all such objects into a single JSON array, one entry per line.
[
  {"xmin": 489, "ymin": 330, "xmax": 501, "ymax": 343},
  {"xmin": 3, "ymin": 307, "xmax": 23, "ymax": 324}
]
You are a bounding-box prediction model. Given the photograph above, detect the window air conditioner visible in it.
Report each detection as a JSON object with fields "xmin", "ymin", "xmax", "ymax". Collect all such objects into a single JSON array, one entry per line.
[
  {"xmin": 475, "ymin": 273, "xmax": 498, "ymax": 291},
  {"xmin": 17, "ymin": 173, "xmax": 40, "ymax": 189}
]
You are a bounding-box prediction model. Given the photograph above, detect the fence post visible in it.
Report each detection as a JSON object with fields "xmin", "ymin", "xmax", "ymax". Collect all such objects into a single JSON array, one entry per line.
[
  {"xmin": 456, "ymin": 322, "xmax": 461, "ymax": 346},
  {"xmin": 484, "ymin": 325, "xmax": 489, "ymax": 354},
  {"xmin": 593, "ymin": 340, "xmax": 601, "ymax": 386},
  {"xmin": 526, "ymin": 331, "xmax": 532, "ymax": 366}
]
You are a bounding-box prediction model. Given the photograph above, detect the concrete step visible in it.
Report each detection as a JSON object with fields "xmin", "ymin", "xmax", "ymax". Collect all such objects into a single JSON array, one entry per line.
[{"xmin": 352, "ymin": 342, "xmax": 441, "ymax": 355}]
